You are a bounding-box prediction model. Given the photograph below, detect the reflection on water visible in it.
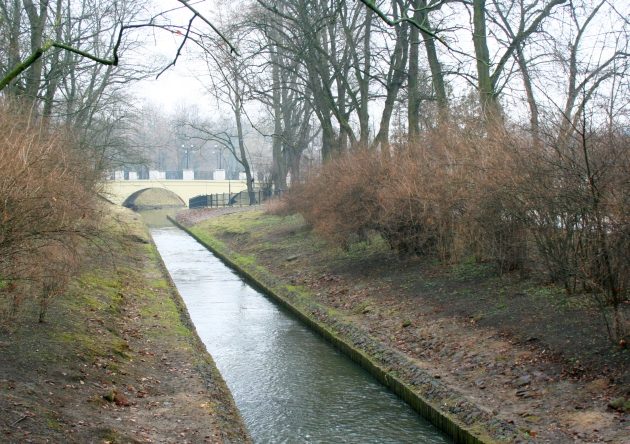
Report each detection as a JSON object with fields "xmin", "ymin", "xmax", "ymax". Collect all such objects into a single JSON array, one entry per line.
[
  {"xmin": 137, "ymin": 208, "xmax": 178, "ymax": 228},
  {"xmin": 149, "ymin": 222, "xmax": 451, "ymax": 444}
]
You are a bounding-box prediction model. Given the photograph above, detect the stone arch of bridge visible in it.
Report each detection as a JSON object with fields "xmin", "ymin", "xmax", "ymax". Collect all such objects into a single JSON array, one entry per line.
[{"xmin": 122, "ymin": 187, "xmax": 186, "ymax": 208}]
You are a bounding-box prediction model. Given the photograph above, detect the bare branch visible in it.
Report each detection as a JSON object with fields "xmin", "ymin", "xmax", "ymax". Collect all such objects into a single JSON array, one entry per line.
[
  {"xmin": 357, "ymin": 0, "xmax": 444, "ymax": 43},
  {"xmin": 156, "ymin": 15, "xmax": 198, "ymax": 79},
  {"xmin": 176, "ymin": 0, "xmax": 240, "ymax": 55}
]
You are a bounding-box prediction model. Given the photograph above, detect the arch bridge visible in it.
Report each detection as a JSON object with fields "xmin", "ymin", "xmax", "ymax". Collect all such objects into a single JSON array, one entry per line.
[{"xmin": 103, "ymin": 180, "xmax": 249, "ymax": 207}]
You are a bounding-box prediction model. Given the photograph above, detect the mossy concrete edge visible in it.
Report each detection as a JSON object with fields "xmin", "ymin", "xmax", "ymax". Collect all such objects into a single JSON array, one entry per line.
[
  {"xmin": 169, "ymin": 216, "xmax": 494, "ymax": 444},
  {"xmin": 145, "ymin": 222, "xmax": 252, "ymax": 442}
]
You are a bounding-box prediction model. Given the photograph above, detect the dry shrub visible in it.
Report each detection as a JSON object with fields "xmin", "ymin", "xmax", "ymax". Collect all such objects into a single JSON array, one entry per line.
[
  {"xmin": 518, "ymin": 127, "xmax": 629, "ymax": 340},
  {"xmin": 285, "ymin": 127, "xmax": 530, "ymax": 264},
  {"xmin": 32, "ymin": 244, "xmax": 80, "ymax": 323},
  {"xmin": 378, "ymin": 128, "xmax": 529, "ymax": 268},
  {"xmin": 264, "ymin": 197, "xmax": 292, "ymax": 216},
  {"xmin": 378, "ymin": 140, "xmax": 466, "ymax": 259},
  {"xmin": 0, "ymin": 103, "xmax": 103, "ymax": 322},
  {"xmin": 465, "ymin": 134, "xmax": 531, "ymax": 273},
  {"xmin": 263, "ymin": 192, "xmax": 303, "ymax": 217},
  {"xmin": 283, "ymin": 122, "xmax": 628, "ymax": 341},
  {"xmin": 288, "ymin": 151, "xmax": 387, "ymax": 249}
]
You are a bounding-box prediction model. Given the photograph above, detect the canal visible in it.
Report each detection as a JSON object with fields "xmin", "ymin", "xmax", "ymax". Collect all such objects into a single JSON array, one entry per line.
[{"xmin": 148, "ymin": 214, "xmax": 450, "ymax": 443}]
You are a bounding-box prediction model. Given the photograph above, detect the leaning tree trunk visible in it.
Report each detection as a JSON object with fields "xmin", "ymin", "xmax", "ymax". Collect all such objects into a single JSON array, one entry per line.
[{"xmin": 233, "ymin": 90, "xmax": 256, "ymax": 204}]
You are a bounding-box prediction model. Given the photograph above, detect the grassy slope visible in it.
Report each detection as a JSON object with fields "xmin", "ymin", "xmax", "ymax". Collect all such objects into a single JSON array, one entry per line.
[
  {"xmin": 0, "ymin": 206, "xmax": 250, "ymax": 443},
  {"xmin": 185, "ymin": 211, "xmax": 511, "ymax": 443},
  {"xmin": 185, "ymin": 209, "xmax": 629, "ymax": 444}
]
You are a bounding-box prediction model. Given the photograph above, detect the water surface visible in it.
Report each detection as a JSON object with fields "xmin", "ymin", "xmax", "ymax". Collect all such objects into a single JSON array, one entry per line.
[{"xmin": 150, "ymin": 221, "xmax": 450, "ymax": 443}]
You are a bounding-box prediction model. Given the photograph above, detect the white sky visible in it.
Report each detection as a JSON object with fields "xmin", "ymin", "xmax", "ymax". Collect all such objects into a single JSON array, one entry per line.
[
  {"xmin": 125, "ymin": 0, "xmax": 629, "ymax": 126},
  {"xmin": 125, "ymin": 0, "xmax": 221, "ymax": 114},
  {"xmin": 134, "ymin": 59, "xmax": 208, "ymax": 113}
]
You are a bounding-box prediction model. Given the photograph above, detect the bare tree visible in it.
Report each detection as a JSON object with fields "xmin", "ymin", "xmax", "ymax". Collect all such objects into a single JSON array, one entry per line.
[
  {"xmin": 469, "ymin": 0, "xmax": 567, "ymax": 126},
  {"xmin": 552, "ymin": 0, "xmax": 629, "ymax": 148},
  {"xmin": 0, "ymin": 0, "xmax": 236, "ymax": 98},
  {"xmin": 371, "ymin": 0, "xmax": 409, "ymax": 154},
  {"xmin": 187, "ymin": 26, "xmax": 258, "ymax": 203}
]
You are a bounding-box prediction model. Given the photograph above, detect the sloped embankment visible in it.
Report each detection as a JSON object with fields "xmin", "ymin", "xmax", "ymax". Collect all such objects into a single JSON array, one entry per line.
[
  {"xmin": 175, "ymin": 208, "xmax": 629, "ymax": 444},
  {"xmin": 0, "ymin": 206, "xmax": 250, "ymax": 443}
]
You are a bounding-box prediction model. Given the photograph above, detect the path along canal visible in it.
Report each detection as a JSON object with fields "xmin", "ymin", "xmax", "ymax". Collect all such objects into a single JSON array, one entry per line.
[{"xmin": 148, "ymin": 215, "xmax": 450, "ymax": 443}]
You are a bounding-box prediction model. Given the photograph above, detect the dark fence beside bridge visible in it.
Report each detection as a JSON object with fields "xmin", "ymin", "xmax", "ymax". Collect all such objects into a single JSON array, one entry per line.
[{"xmin": 189, "ymin": 189, "xmax": 284, "ymax": 209}]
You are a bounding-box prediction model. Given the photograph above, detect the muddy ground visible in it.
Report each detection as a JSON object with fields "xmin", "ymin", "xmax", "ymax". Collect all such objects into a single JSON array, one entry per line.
[
  {"xmin": 178, "ymin": 207, "xmax": 629, "ymax": 443},
  {"xmin": 0, "ymin": 206, "xmax": 250, "ymax": 443}
]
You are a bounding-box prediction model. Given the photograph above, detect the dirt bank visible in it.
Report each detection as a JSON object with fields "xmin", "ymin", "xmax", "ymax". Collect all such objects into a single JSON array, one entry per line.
[
  {"xmin": 0, "ymin": 206, "xmax": 250, "ymax": 443},
  {"xmin": 177, "ymin": 207, "xmax": 629, "ymax": 444}
]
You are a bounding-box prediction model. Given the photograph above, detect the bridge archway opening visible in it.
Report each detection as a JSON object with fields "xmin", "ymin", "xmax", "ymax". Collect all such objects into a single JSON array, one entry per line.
[{"xmin": 122, "ymin": 188, "xmax": 186, "ymax": 210}]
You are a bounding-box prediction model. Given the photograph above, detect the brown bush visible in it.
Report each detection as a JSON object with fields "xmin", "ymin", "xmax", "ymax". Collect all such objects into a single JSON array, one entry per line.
[
  {"xmin": 284, "ymin": 122, "xmax": 628, "ymax": 341},
  {"xmin": 264, "ymin": 197, "xmax": 291, "ymax": 217},
  {"xmin": 518, "ymin": 126, "xmax": 629, "ymax": 340},
  {"xmin": 378, "ymin": 141, "xmax": 463, "ymax": 259},
  {"xmin": 0, "ymin": 104, "xmax": 103, "ymax": 322},
  {"xmin": 288, "ymin": 151, "xmax": 387, "ymax": 249},
  {"xmin": 285, "ymin": 127, "xmax": 530, "ymax": 264}
]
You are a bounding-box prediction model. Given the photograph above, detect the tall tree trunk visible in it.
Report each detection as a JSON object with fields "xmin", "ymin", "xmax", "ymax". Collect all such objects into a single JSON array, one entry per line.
[
  {"xmin": 233, "ymin": 85, "xmax": 255, "ymax": 204},
  {"xmin": 23, "ymin": 0, "xmax": 50, "ymax": 106},
  {"xmin": 407, "ymin": 0, "xmax": 420, "ymax": 140},
  {"xmin": 42, "ymin": 0, "xmax": 63, "ymax": 118},
  {"xmin": 515, "ymin": 44, "xmax": 540, "ymax": 145},
  {"xmin": 418, "ymin": 0, "xmax": 448, "ymax": 126},
  {"xmin": 1, "ymin": 0, "xmax": 23, "ymax": 97},
  {"xmin": 270, "ymin": 45, "xmax": 287, "ymax": 191},
  {"xmin": 472, "ymin": 0, "xmax": 502, "ymax": 125},
  {"xmin": 358, "ymin": 9, "xmax": 372, "ymax": 149},
  {"xmin": 373, "ymin": 17, "xmax": 409, "ymax": 155},
  {"xmin": 290, "ymin": 113, "xmax": 311, "ymax": 183},
  {"xmin": 321, "ymin": 119, "xmax": 336, "ymax": 161}
]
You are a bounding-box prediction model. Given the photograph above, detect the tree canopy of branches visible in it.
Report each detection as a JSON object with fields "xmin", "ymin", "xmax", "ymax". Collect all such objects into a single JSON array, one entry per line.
[
  {"xmin": 201, "ymin": 0, "xmax": 627, "ymax": 341},
  {"xmin": 193, "ymin": 0, "xmax": 625, "ymax": 191},
  {"xmin": 0, "ymin": 0, "xmax": 238, "ymax": 172}
]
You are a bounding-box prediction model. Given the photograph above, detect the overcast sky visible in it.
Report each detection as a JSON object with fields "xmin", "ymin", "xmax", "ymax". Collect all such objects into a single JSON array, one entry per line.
[{"xmin": 126, "ymin": 0, "xmax": 220, "ymax": 114}]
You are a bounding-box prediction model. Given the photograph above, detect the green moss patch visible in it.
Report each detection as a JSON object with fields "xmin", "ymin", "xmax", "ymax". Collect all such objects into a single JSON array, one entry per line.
[
  {"xmin": 174, "ymin": 207, "xmax": 628, "ymax": 443},
  {"xmin": 0, "ymin": 205, "xmax": 250, "ymax": 443}
]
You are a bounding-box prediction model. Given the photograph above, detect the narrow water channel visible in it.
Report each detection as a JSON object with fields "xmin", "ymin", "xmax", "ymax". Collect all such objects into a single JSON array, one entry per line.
[{"xmin": 148, "ymin": 215, "xmax": 450, "ymax": 443}]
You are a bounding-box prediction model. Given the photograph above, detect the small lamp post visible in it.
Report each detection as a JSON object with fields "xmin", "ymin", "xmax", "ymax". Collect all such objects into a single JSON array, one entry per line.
[
  {"xmin": 212, "ymin": 144, "xmax": 224, "ymax": 170},
  {"xmin": 182, "ymin": 144, "xmax": 194, "ymax": 170}
]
